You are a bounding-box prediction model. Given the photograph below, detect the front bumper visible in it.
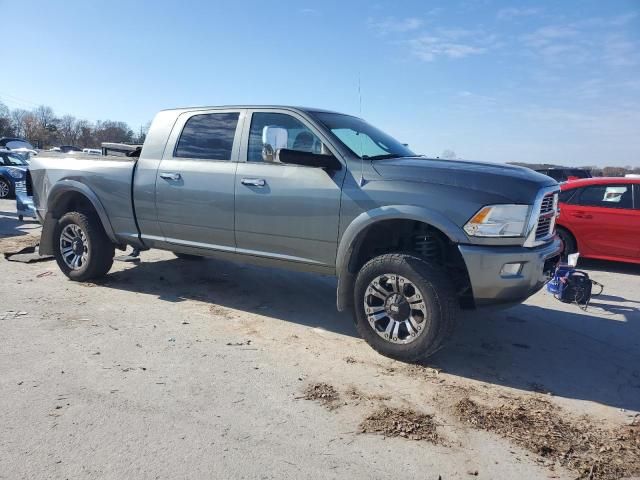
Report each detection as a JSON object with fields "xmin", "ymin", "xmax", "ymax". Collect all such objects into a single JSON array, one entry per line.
[{"xmin": 458, "ymin": 237, "xmax": 562, "ymax": 307}]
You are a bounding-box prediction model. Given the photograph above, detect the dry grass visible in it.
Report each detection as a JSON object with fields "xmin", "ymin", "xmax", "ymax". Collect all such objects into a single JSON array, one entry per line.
[
  {"xmin": 360, "ymin": 407, "xmax": 439, "ymax": 442},
  {"xmin": 455, "ymin": 397, "xmax": 640, "ymax": 480},
  {"xmin": 303, "ymin": 383, "xmax": 341, "ymax": 410},
  {"xmin": 344, "ymin": 385, "xmax": 390, "ymax": 402}
]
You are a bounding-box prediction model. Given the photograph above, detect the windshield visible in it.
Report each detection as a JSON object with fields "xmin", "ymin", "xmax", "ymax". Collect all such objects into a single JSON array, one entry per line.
[
  {"xmin": 312, "ymin": 112, "xmax": 416, "ymax": 160},
  {"xmin": 0, "ymin": 153, "xmax": 28, "ymax": 166}
]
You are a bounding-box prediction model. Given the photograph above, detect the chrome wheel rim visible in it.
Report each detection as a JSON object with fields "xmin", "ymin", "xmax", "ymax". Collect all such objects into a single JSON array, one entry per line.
[
  {"xmin": 0, "ymin": 180, "xmax": 9, "ymax": 198},
  {"xmin": 59, "ymin": 224, "xmax": 89, "ymax": 270},
  {"xmin": 364, "ymin": 274, "xmax": 429, "ymax": 345}
]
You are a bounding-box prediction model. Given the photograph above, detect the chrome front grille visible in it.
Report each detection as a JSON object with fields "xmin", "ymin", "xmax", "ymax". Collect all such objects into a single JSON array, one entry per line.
[
  {"xmin": 14, "ymin": 180, "xmax": 27, "ymax": 193},
  {"xmin": 535, "ymin": 192, "xmax": 557, "ymax": 240},
  {"xmin": 540, "ymin": 193, "xmax": 554, "ymax": 214}
]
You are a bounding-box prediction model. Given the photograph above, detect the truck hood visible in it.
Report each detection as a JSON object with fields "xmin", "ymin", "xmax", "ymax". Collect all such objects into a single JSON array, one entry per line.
[{"xmin": 371, "ymin": 157, "xmax": 557, "ymax": 203}]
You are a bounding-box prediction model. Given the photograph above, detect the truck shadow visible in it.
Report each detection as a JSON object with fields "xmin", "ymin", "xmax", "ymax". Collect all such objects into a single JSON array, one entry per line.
[
  {"xmin": 578, "ymin": 258, "xmax": 640, "ymax": 275},
  {"xmin": 100, "ymin": 256, "xmax": 640, "ymax": 412},
  {"xmin": 0, "ymin": 212, "xmax": 29, "ymax": 238},
  {"xmin": 101, "ymin": 256, "xmax": 357, "ymax": 337},
  {"xmin": 431, "ymin": 299, "xmax": 640, "ymax": 412}
]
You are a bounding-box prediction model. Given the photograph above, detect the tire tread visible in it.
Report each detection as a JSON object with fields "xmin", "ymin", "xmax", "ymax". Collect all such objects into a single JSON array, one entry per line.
[
  {"xmin": 354, "ymin": 253, "xmax": 458, "ymax": 361},
  {"xmin": 54, "ymin": 211, "xmax": 114, "ymax": 281}
]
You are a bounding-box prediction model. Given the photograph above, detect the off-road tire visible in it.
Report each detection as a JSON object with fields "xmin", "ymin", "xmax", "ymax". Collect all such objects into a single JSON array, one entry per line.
[
  {"xmin": 354, "ymin": 253, "xmax": 458, "ymax": 362},
  {"xmin": 54, "ymin": 211, "xmax": 115, "ymax": 281}
]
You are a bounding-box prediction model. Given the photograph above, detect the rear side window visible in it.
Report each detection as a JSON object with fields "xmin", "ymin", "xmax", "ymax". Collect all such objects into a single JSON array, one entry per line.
[
  {"xmin": 559, "ymin": 189, "xmax": 577, "ymax": 203},
  {"xmin": 175, "ymin": 112, "xmax": 239, "ymax": 160},
  {"xmin": 575, "ymin": 184, "xmax": 633, "ymax": 209}
]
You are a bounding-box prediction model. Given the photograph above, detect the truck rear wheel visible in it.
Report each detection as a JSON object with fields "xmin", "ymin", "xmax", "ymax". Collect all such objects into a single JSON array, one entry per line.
[
  {"xmin": 54, "ymin": 211, "xmax": 115, "ymax": 281},
  {"xmin": 354, "ymin": 253, "xmax": 458, "ymax": 362}
]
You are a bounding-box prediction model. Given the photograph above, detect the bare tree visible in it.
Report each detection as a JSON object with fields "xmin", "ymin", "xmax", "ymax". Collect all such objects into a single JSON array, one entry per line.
[
  {"xmin": 0, "ymin": 101, "xmax": 14, "ymax": 137},
  {"xmin": 58, "ymin": 115, "xmax": 80, "ymax": 144},
  {"xmin": 33, "ymin": 105, "xmax": 56, "ymax": 129},
  {"xmin": 0, "ymin": 101, "xmax": 9, "ymax": 118},
  {"xmin": 94, "ymin": 120, "xmax": 134, "ymax": 144},
  {"xmin": 22, "ymin": 114, "xmax": 41, "ymax": 145},
  {"xmin": 76, "ymin": 119, "xmax": 94, "ymax": 147},
  {"xmin": 10, "ymin": 109, "xmax": 29, "ymax": 138}
]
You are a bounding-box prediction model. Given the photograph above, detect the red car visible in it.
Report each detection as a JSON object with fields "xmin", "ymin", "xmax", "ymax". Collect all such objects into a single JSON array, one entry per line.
[{"xmin": 556, "ymin": 177, "xmax": 640, "ymax": 264}]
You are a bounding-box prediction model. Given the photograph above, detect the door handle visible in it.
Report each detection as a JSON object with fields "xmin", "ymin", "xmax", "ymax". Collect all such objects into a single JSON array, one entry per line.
[
  {"xmin": 571, "ymin": 211, "xmax": 593, "ymax": 219},
  {"xmin": 241, "ymin": 178, "xmax": 266, "ymax": 187},
  {"xmin": 160, "ymin": 172, "xmax": 181, "ymax": 181}
]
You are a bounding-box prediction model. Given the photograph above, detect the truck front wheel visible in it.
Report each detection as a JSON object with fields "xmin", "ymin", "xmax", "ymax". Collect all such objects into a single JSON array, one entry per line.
[
  {"xmin": 354, "ymin": 253, "xmax": 458, "ymax": 362},
  {"xmin": 53, "ymin": 211, "xmax": 115, "ymax": 281}
]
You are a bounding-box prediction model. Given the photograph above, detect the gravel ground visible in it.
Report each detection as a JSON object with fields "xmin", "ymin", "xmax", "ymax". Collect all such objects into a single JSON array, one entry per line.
[{"xmin": 1, "ymin": 198, "xmax": 639, "ymax": 480}]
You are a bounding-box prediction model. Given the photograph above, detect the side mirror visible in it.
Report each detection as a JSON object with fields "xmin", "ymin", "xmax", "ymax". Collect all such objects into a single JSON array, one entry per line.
[
  {"xmin": 276, "ymin": 148, "xmax": 342, "ymax": 171},
  {"xmin": 262, "ymin": 126, "xmax": 288, "ymax": 163}
]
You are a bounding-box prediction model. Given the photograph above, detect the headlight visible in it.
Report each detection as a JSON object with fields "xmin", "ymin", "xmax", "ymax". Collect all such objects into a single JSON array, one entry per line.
[
  {"xmin": 6, "ymin": 168, "xmax": 24, "ymax": 179},
  {"xmin": 464, "ymin": 204, "xmax": 531, "ymax": 237}
]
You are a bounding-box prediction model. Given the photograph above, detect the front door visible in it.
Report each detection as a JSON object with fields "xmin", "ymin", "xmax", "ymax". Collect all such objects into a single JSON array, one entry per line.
[
  {"xmin": 234, "ymin": 110, "xmax": 346, "ymax": 267},
  {"xmin": 155, "ymin": 109, "xmax": 244, "ymax": 251}
]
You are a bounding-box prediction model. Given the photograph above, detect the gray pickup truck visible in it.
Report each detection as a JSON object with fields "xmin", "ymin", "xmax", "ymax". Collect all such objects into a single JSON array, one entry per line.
[{"xmin": 29, "ymin": 105, "xmax": 561, "ymax": 360}]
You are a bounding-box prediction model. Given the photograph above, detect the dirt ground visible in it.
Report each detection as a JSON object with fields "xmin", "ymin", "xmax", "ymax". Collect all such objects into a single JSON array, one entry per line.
[{"xmin": 1, "ymin": 199, "xmax": 639, "ymax": 480}]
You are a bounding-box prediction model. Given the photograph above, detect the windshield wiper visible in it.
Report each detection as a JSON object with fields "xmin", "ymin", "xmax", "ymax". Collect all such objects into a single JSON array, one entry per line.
[{"xmin": 362, "ymin": 154, "xmax": 412, "ymax": 161}]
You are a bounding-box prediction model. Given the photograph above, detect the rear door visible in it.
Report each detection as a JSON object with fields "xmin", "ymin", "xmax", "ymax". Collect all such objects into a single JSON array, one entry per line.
[
  {"xmin": 154, "ymin": 109, "xmax": 245, "ymax": 251},
  {"xmin": 565, "ymin": 182, "xmax": 638, "ymax": 259}
]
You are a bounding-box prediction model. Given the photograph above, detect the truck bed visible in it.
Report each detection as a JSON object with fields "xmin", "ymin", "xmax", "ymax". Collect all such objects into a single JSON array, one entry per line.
[{"xmin": 29, "ymin": 153, "xmax": 139, "ymax": 245}]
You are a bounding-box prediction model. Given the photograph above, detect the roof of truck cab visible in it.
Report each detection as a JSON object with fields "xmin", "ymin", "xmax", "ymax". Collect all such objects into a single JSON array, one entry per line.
[{"xmin": 158, "ymin": 105, "xmax": 350, "ymax": 115}]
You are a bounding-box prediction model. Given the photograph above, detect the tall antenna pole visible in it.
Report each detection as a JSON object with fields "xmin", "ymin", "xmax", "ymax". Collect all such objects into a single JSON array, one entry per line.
[{"xmin": 358, "ymin": 72, "xmax": 366, "ymax": 187}]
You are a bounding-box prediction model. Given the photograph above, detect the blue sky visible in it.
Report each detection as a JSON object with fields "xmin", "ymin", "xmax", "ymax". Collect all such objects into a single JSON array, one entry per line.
[{"xmin": 2, "ymin": 0, "xmax": 639, "ymax": 166}]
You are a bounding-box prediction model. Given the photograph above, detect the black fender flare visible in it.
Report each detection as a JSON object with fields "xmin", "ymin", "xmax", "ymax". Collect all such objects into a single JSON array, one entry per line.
[
  {"xmin": 335, "ymin": 205, "xmax": 466, "ymax": 312},
  {"xmin": 39, "ymin": 181, "xmax": 117, "ymax": 256}
]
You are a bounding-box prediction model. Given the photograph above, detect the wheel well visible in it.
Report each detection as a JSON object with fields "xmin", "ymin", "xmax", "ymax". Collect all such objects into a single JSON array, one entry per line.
[
  {"xmin": 556, "ymin": 224, "xmax": 577, "ymax": 250},
  {"xmin": 348, "ymin": 219, "xmax": 474, "ymax": 309},
  {"xmin": 51, "ymin": 191, "xmax": 99, "ymax": 219}
]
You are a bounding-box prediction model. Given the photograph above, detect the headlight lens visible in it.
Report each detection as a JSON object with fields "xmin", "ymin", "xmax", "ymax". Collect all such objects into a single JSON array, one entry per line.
[
  {"xmin": 464, "ymin": 204, "xmax": 531, "ymax": 237},
  {"xmin": 6, "ymin": 168, "xmax": 25, "ymax": 179}
]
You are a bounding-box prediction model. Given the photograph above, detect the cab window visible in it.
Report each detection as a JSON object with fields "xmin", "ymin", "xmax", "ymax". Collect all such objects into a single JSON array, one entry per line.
[{"xmin": 247, "ymin": 112, "xmax": 322, "ymax": 162}]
